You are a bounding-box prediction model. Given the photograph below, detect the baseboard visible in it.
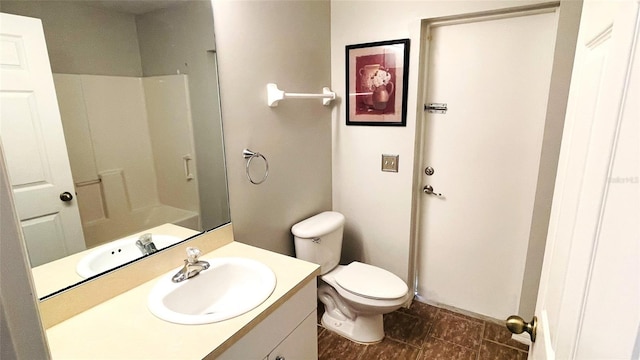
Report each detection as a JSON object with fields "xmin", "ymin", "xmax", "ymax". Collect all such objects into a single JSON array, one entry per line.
[{"xmin": 511, "ymin": 332, "xmax": 532, "ymax": 346}]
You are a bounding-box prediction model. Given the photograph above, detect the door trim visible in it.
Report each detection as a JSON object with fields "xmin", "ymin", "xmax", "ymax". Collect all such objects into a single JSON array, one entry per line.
[{"xmin": 408, "ymin": 2, "xmax": 564, "ymax": 304}]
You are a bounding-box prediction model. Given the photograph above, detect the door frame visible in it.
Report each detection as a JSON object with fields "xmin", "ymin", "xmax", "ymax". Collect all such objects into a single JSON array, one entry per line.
[
  {"xmin": 531, "ymin": 0, "xmax": 640, "ymax": 357},
  {"xmin": 0, "ymin": 145, "xmax": 50, "ymax": 359},
  {"xmin": 407, "ymin": 1, "xmax": 580, "ymax": 319}
]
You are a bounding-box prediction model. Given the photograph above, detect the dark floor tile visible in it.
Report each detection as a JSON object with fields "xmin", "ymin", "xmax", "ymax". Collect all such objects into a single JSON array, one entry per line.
[
  {"xmin": 398, "ymin": 300, "xmax": 439, "ymax": 323},
  {"xmin": 383, "ymin": 311, "xmax": 433, "ymax": 347},
  {"xmin": 483, "ymin": 320, "xmax": 529, "ymax": 351},
  {"xmin": 429, "ymin": 311, "xmax": 484, "ymax": 350},
  {"xmin": 360, "ymin": 337, "xmax": 421, "ymax": 360},
  {"xmin": 317, "ymin": 327, "xmax": 366, "ymax": 360},
  {"xmin": 479, "ymin": 339, "xmax": 528, "ymax": 360},
  {"xmin": 419, "ymin": 336, "xmax": 477, "ymax": 360},
  {"xmin": 317, "ymin": 301, "xmax": 522, "ymax": 360}
]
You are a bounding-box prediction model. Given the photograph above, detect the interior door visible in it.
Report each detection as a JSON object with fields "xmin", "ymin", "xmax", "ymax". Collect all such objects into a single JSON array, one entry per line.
[
  {"xmin": 529, "ymin": 1, "xmax": 640, "ymax": 358},
  {"xmin": 417, "ymin": 9, "xmax": 558, "ymax": 319},
  {"xmin": 0, "ymin": 13, "xmax": 85, "ymax": 266}
]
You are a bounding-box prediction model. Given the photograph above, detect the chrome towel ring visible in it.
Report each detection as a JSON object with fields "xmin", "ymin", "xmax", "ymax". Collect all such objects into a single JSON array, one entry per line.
[{"xmin": 242, "ymin": 149, "xmax": 269, "ymax": 185}]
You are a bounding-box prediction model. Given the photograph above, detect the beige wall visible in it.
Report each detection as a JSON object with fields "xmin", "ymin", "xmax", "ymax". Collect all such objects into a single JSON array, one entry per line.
[
  {"xmin": 331, "ymin": 0, "xmax": 548, "ymax": 283},
  {"xmin": 0, "ymin": 1, "xmax": 142, "ymax": 76},
  {"xmin": 212, "ymin": 0, "xmax": 332, "ymax": 255},
  {"xmin": 331, "ymin": 0, "xmax": 579, "ymax": 317}
]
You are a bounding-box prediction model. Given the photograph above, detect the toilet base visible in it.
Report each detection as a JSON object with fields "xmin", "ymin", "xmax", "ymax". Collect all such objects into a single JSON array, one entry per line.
[{"xmin": 321, "ymin": 311, "xmax": 384, "ymax": 344}]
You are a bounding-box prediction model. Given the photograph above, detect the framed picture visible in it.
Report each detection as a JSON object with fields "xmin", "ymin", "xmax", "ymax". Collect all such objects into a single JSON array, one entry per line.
[{"xmin": 346, "ymin": 38, "xmax": 410, "ymax": 126}]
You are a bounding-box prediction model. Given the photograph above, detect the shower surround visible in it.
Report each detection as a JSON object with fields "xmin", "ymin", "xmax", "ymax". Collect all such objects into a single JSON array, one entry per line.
[{"xmin": 53, "ymin": 74, "xmax": 200, "ymax": 248}]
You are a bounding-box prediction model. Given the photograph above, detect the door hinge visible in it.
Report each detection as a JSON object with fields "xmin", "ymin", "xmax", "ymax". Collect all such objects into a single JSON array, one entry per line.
[{"xmin": 424, "ymin": 103, "xmax": 447, "ymax": 114}]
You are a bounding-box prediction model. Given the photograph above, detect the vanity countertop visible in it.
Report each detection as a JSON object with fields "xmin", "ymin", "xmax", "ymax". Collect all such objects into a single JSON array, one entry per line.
[{"xmin": 45, "ymin": 241, "xmax": 320, "ymax": 359}]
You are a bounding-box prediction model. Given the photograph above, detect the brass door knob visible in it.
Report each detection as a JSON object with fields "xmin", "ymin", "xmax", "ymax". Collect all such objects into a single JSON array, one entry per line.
[{"xmin": 506, "ymin": 315, "xmax": 537, "ymax": 342}]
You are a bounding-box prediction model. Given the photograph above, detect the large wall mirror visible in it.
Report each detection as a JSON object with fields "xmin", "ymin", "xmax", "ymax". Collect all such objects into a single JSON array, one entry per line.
[{"xmin": 0, "ymin": 0, "xmax": 230, "ymax": 299}]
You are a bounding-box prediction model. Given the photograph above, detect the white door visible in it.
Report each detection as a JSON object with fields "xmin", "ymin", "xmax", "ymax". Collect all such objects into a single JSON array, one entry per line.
[
  {"xmin": 417, "ymin": 9, "xmax": 558, "ymax": 319},
  {"xmin": 0, "ymin": 13, "xmax": 85, "ymax": 266},
  {"xmin": 530, "ymin": 0, "xmax": 640, "ymax": 358}
]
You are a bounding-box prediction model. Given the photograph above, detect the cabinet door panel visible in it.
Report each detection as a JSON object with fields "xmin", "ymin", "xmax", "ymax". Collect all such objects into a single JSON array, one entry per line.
[
  {"xmin": 217, "ymin": 279, "xmax": 316, "ymax": 360},
  {"xmin": 269, "ymin": 311, "xmax": 317, "ymax": 360}
]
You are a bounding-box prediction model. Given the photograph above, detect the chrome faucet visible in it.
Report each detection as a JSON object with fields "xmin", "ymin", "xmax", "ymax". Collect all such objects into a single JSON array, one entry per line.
[
  {"xmin": 135, "ymin": 233, "xmax": 157, "ymax": 255},
  {"xmin": 172, "ymin": 247, "xmax": 210, "ymax": 283}
]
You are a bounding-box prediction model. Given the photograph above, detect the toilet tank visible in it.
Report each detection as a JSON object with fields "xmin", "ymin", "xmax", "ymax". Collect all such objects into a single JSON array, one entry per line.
[{"xmin": 291, "ymin": 211, "xmax": 345, "ymax": 275}]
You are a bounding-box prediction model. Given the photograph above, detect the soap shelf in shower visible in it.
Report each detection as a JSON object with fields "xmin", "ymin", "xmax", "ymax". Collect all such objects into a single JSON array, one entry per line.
[{"xmin": 266, "ymin": 83, "xmax": 336, "ymax": 107}]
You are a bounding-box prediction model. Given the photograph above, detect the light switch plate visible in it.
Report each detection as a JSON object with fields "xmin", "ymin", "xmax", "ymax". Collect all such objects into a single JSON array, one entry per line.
[{"xmin": 381, "ymin": 154, "xmax": 399, "ymax": 172}]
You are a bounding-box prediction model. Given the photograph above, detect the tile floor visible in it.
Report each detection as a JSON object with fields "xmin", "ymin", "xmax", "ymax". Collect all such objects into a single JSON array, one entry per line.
[{"xmin": 317, "ymin": 300, "xmax": 529, "ymax": 360}]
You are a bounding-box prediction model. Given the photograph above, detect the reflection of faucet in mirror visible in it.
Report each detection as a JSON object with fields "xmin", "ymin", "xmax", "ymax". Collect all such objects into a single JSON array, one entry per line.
[
  {"xmin": 0, "ymin": 0, "xmax": 231, "ymax": 299},
  {"xmin": 172, "ymin": 247, "xmax": 210, "ymax": 283},
  {"xmin": 135, "ymin": 233, "xmax": 157, "ymax": 256}
]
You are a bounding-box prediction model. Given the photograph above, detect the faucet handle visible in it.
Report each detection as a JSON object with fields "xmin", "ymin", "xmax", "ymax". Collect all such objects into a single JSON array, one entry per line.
[
  {"xmin": 186, "ymin": 247, "xmax": 202, "ymax": 264},
  {"xmin": 138, "ymin": 233, "xmax": 153, "ymax": 245}
]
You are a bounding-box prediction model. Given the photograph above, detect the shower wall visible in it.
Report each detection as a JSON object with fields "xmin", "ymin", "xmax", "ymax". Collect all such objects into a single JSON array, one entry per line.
[
  {"xmin": 53, "ymin": 74, "xmax": 199, "ymax": 247},
  {"xmin": 143, "ymin": 75, "xmax": 200, "ymax": 214}
]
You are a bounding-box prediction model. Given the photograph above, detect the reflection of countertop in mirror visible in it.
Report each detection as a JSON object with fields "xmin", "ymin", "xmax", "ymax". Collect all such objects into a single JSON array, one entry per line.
[
  {"xmin": 32, "ymin": 223, "xmax": 200, "ymax": 298},
  {"xmin": 45, "ymin": 241, "xmax": 319, "ymax": 359}
]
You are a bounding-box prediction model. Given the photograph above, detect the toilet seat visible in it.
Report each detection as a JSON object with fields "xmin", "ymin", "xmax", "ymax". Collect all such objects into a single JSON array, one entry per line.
[{"xmin": 334, "ymin": 262, "xmax": 407, "ymax": 300}]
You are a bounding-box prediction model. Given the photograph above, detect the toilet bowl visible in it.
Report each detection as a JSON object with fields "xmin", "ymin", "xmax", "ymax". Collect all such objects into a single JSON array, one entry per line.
[
  {"xmin": 291, "ymin": 211, "xmax": 409, "ymax": 344},
  {"xmin": 319, "ymin": 262, "xmax": 408, "ymax": 343}
]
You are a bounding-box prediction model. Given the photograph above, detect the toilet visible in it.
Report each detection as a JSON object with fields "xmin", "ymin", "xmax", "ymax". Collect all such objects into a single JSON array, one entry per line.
[{"xmin": 292, "ymin": 211, "xmax": 409, "ymax": 344}]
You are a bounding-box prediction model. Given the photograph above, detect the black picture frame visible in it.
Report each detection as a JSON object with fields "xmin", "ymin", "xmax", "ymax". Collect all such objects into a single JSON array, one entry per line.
[{"xmin": 346, "ymin": 38, "xmax": 410, "ymax": 126}]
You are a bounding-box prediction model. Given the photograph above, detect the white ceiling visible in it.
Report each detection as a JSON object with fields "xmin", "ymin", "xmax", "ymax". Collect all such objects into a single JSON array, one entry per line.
[{"xmin": 80, "ymin": 0, "xmax": 192, "ymax": 15}]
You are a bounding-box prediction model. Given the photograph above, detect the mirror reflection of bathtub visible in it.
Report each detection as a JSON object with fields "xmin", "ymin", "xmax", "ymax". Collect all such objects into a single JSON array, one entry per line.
[
  {"xmin": 81, "ymin": 203, "xmax": 199, "ymax": 249},
  {"xmin": 0, "ymin": 0, "xmax": 230, "ymax": 299},
  {"xmin": 53, "ymin": 73, "xmax": 202, "ymax": 251}
]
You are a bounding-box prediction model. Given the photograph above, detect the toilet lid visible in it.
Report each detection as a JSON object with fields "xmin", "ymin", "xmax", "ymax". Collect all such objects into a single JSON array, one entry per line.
[{"xmin": 334, "ymin": 262, "xmax": 407, "ymax": 300}]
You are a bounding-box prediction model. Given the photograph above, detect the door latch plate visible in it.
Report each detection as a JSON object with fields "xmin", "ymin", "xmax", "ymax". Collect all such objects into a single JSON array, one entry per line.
[{"xmin": 424, "ymin": 103, "xmax": 448, "ymax": 114}]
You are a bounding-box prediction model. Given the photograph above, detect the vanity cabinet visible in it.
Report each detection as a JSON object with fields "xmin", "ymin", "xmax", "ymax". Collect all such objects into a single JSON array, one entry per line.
[
  {"xmin": 217, "ymin": 279, "xmax": 318, "ymax": 360},
  {"xmin": 43, "ymin": 240, "xmax": 320, "ymax": 359}
]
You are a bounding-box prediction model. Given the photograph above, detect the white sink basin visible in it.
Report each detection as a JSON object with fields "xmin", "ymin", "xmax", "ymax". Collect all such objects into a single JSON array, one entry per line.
[
  {"xmin": 76, "ymin": 234, "xmax": 183, "ymax": 278},
  {"xmin": 147, "ymin": 257, "xmax": 276, "ymax": 325}
]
